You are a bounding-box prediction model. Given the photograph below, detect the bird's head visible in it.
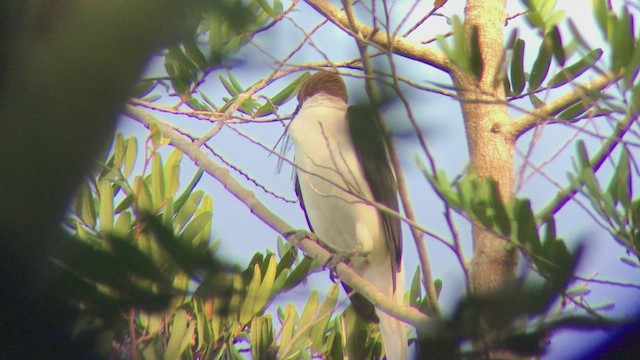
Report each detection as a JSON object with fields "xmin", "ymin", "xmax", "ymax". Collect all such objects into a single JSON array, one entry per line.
[{"xmin": 297, "ymin": 71, "xmax": 348, "ymax": 105}]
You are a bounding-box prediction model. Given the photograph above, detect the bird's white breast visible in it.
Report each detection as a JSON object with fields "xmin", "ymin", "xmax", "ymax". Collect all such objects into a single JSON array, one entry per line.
[{"xmin": 289, "ymin": 94, "xmax": 384, "ymax": 265}]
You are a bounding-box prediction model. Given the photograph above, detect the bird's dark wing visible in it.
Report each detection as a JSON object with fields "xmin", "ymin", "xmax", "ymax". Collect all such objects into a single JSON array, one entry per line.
[
  {"xmin": 347, "ymin": 105, "xmax": 402, "ymax": 289},
  {"xmin": 294, "ymin": 175, "xmax": 314, "ymax": 233}
]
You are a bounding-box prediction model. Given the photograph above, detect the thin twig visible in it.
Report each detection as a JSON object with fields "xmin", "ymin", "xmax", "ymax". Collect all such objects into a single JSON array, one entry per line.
[
  {"xmin": 303, "ymin": 0, "xmax": 451, "ymax": 72},
  {"xmin": 538, "ymin": 112, "xmax": 638, "ymax": 219}
]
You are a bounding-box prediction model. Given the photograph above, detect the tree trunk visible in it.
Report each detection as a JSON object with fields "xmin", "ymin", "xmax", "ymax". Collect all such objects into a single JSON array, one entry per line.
[{"xmin": 453, "ymin": 0, "xmax": 520, "ymax": 356}]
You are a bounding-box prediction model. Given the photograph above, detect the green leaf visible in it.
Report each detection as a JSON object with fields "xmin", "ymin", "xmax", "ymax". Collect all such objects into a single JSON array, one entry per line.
[
  {"xmin": 256, "ymin": 0, "xmax": 275, "ymax": 17},
  {"xmin": 310, "ymin": 284, "xmax": 338, "ymax": 351},
  {"xmin": 545, "ymin": 9, "xmax": 565, "ymax": 31},
  {"xmin": 275, "ymin": 247, "xmax": 296, "ymax": 277},
  {"xmin": 409, "ymin": 266, "xmax": 422, "ymax": 307},
  {"xmin": 240, "ymin": 264, "xmax": 262, "ymax": 324},
  {"xmin": 175, "ymin": 190, "xmax": 205, "ymax": 231},
  {"xmin": 279, "ymin": 304, "xmax": 297, "ymax": 355},
  {"xmin": 164, "ymin": 149, "xmax": 183, "ymax": 199},
  {"xmin": 175, "ymin": 168, "xmax": 203, "ymax": 211},
  {"xmin": 251, "ymin": 316, "xmax": 276, "ymax": 360},
  {"xmin": 514, "ymin": 199, "xmax": 542, "ymax": 253},
  {"xmin": 593, "ymin": 0, "xmax": 610, "ymax": 39},
  {"xmin": 98, "ymin": 180, "xmax": 114, "ymax": 234},
  {"xmin": 549, "ymin": 26, "xmax": 566, "ymax": 66},
  {"xmin": 183, "ymin": 39, "xmax": 208, "ymax": 71},
  {"xmin": 607, "ymin": 149, "xmax": 631, "ymax": 207},
  {"xmin": 75, "ymin": 181, "xmax": 96, "ymax": 228},
  {"xmin": 576, "ymin": 140, "xmax": 590, "ymax": 169},
  {"xmin": 164, "ymin": 309, "xmax": 196, "ymax": 360},
  {"xmin": 195, "ymin": 196, "xmax": 213, "ymax": 246},
  {"xmin": 612, "ymin": 7, "xmax": 635, "ymax": 72},
  {"xmin": 135, "ymin": 176, "xmax": 153, "ymax": 213},
  {"xmin": 114, "ymin": 194, "xmax": 134, "ymax": 214},
  {"xmin": 123, "ymin": 137, "xmax": 138, "ymax": 177},
  {"xmin": 227, "ymin": 70, "xmax": 246, "ymax": 94},
  {"xmin": 164, "ymin": 49, "xmax": 194, "ymax": 97},
  {"xmin": 148, "ymin": 122, "xmax": 163, "ymax": 149},
  {"xmin": 529, "ymin": 40, "xmax": 553, "ymax": 91},
  {"xmin": 510, "ymin": 38, "xmax": 526, "ymax": 95},
  {"xmin": 299, "ymin": 291, "xmax": 319, "ymax": 333},
  {"xmin": 181, "ymin": 211, "xmax": 212, "ymax": 243},
  {"xmin": 580, "ymin": 167, "xmax": 600, "ymax": 199},
  {"xmin": 133, "ymin": 79, "xmax": 158, "ymax": 99},
  {"xmin": 113, "ymin": 211, "xmax": 132, "ymax": 238},
  {"xmin": 529, "ymin": 92, "xmax": 544, "ymax": 108},
  {"xmin": 254, "ymin": 255, "xmax": 277, "ymax": 314},
  {"xmin": 547, "ymin": 49, "xmax": 603, "ymax": 88},
  {"xmin": 169, "ymin": 45, "xmax": 198, "ymax": 79},
  {"xmin": 151, "ymin": 153, "xmax": 165, "ymax": 210},
  {"xmin": 283, "ymin": 256, "xmax": 318, "ymax": 291},
  {"xmin": 490, "ymin": 180, "xmax": 511, "ymax": 236},
  {"xmin": 113, "ymin": 132, "xmax": 125, "ymax": 168},
  {"xmin": 434, "ymin": 278, "xmax": 443, "ymax": 298},
  {"xmin": 469, "ymin": 25, "xmax": 483, "ymax": 80},
  {"xmin": 557, "ymin": 100, "xmax": 593, "ymax": 120},
  {"xmin": 543, "ymin": 216, "xmax": 557, "ymax": 242},
  {"xmin": 219, "ymin": 74, "xmax": 239, "ymax": 97}
]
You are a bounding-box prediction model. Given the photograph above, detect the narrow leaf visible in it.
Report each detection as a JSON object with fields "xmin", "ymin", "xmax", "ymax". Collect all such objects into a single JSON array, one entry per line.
[
  {"xmin": 164, "ymin": 309, "xmax": 195, "ymax": 360},
  {"xmin": 180, "ymin": 211, "xmax": 212, "ymax": 243},
  {"xmin": 548, "ymin": 49, "xmax": 603, "ymax": 88},
  {"xmin": 511, "ymin": 38, "xmax": 526, "ymax": 95},
  {"xmin": 98, "ymin": 180, "xmax": 114, "ymax": 234},
  {"xmin": 514, "ymin": 199, "xmax": 542, "ymax": 253},
  {"xmin": 124, "ymin": 137, "xmax": 138, "ymax": 177}
]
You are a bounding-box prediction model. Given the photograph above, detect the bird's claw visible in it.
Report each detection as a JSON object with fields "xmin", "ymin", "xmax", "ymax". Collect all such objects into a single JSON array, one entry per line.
[
  {"xmin": 284, "ymin": 229, "xmax": 319, "ymax": 247},
  {"xmin": 325, "ymin": 247, "xmax": 370, "ymax": 271}
]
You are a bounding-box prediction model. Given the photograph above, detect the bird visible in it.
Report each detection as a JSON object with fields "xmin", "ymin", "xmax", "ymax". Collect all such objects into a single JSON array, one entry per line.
[{"xmin": 288, "ymin": 71, "xmax": 407, "ymax": 359}]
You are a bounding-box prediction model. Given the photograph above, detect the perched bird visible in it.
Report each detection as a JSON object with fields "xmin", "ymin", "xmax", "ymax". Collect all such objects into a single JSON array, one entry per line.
[{"xmin": 288, "ymin": 71, "xmax": 407, "ymax": 359}]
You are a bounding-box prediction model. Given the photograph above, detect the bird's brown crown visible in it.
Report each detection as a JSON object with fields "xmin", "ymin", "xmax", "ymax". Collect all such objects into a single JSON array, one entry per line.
[{"xmin": 297, "ymin": 71, "xmax": 348, "ymax": 105}]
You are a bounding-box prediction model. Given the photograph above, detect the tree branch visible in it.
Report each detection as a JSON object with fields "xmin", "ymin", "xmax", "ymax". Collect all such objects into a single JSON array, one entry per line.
[
  {"xmin": 537, "ymin": 112, "xmax": 638, "ymax": 220},
  {"xmin": 502, "ymin": 73, "xmax": 617, "ymax": 139},
  {"xmin": 303, "ymin": 0, "xmax": 451, "ymax": 73},
  {"xmin": 124, "ymin": 105, "xmax": 430, "ymax": 328}
]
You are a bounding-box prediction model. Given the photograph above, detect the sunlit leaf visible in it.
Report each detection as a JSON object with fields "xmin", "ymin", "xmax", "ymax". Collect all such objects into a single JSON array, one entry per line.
[
  {"xmin": 151, "ymin": 153, "xmax": 165, "ymax": 210},
  {"xmin": 75, "ymin": 181, "xmax": 96, "ymax": 228},
  {"xmin": 164, "ymin": 309, "xmax": 196, "ymax": 360},
  {"xmin": 98, "ymin": 180, "xmax": 114, "ymax": 234},
  {"xmin": 124, "ymin": 137, "xmax": 138, "ymax": 177},
  {"xmin": 547, "ymin": 49, "xmax": 603, "ymax": 88}
]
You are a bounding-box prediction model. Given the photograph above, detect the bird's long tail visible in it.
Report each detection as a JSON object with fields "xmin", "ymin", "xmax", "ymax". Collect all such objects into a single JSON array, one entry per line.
[{"xmin": 367, "ymin": 262, "xmax": 407, "ymax": 360}]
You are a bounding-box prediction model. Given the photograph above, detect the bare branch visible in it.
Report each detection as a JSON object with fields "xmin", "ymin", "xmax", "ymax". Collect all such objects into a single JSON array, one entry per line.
[
  {"xmin": 303, "ymin": 0, "xmax": 451, "ymax": 72},
  {"xmin": 502, "ymin": 73, "xmax": 617, "ymax": 139}
]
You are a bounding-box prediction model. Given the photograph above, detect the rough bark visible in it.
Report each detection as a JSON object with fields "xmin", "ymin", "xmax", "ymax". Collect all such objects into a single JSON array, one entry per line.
[{"xmin": 452, "ymin": 0, "xmax": 520, "ymax": 356}]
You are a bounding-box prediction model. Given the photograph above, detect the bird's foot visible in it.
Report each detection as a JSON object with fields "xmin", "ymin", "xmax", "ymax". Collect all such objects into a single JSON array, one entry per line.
[
  {"xmin": 284, "ymin": 229, "xmax": 319, "ymax": 247},
  {"xmin": 326, "ymin": 246, "xmax": 371, "ymax": 267},
  {"xmin": 325, "ymin": 248, "xmax": 371, "ymax": 282}
]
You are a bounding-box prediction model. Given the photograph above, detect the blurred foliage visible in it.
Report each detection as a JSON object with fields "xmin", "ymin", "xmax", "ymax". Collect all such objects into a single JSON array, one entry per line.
[
  {"xmin": 415, "ymin": 246, "xmax": 619, "ymax": 359},
  {"xmin": 61, "ymin": 132, "xmax": 414, "ymax": 358}
]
